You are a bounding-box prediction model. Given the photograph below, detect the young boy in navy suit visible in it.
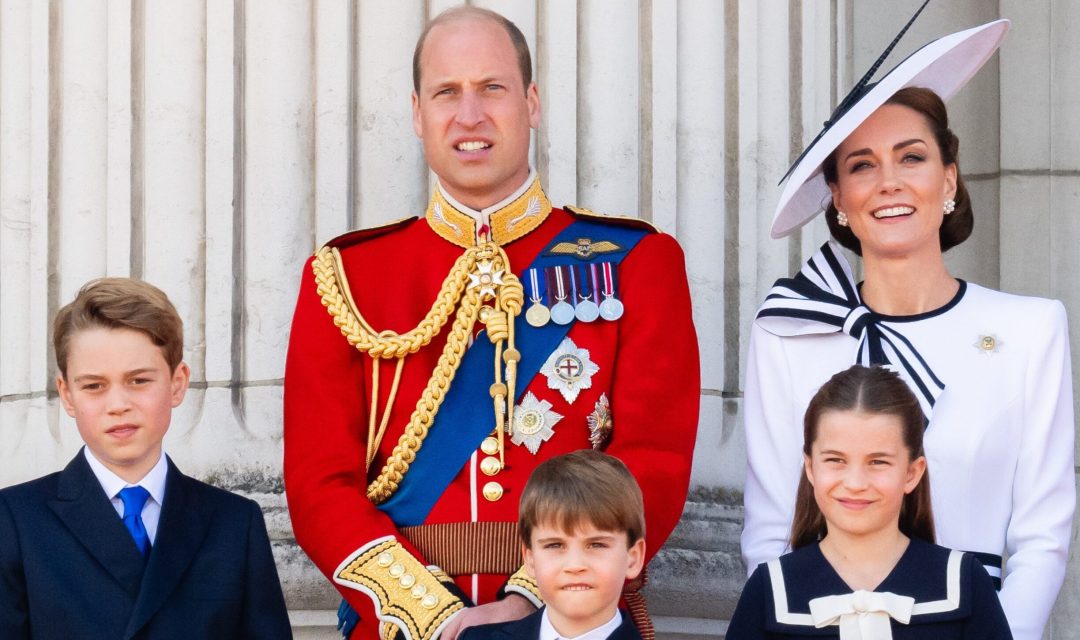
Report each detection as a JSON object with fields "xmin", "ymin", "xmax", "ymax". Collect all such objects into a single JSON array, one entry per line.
[
  {"xmin": 0, "ymin": 278, "xmax": 292, "ymax": 639},
  {"xmin": 461, "ymin": 450, "xmax": 646, "ymax": 640}
]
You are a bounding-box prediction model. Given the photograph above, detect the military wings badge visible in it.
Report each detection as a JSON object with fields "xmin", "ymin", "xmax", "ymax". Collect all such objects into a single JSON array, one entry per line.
[{"xmin": 546, "ymin": 238, "xmax": 624, "ymax": 260}]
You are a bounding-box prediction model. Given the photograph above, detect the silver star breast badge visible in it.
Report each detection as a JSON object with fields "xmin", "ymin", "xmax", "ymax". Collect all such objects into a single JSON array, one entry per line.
[
  {"xmin": 511, "ymin": 392, "xmax": 563, "ymax": 454},
  {"xmin": 540, "ymin": 337, "xmax": 600, "ymax": 404}
]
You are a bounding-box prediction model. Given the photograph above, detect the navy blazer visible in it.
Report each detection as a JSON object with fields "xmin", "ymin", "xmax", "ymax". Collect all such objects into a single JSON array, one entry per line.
[
  {"xmin": 0, "ymin": 450, "xmax": 292, "ymax": 639},
  {"xmin": 460, "ymin": 608, "xmax": 643, "ymax": 640}
]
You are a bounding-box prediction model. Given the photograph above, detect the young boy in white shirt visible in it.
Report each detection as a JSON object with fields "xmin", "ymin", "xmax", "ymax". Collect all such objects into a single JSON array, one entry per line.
[{"xmin": 461, "ymin": 450, "xmax": 646, "ymax": 640}]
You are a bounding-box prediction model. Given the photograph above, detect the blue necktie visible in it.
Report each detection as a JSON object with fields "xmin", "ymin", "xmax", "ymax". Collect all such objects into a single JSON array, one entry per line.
[{"xmin": 118, "ymin": 486, "xmax": 152, "ymax": 559}]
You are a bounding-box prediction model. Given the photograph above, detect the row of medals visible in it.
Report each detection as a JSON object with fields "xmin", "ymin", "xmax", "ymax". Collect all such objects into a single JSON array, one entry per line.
[
  {"xmin": 482, "ymin": 264, "xmax": 622, "ymax": 500},
  {"xmin": 524, "ymin": 265, "xmax": 624, "ymax": 327}
]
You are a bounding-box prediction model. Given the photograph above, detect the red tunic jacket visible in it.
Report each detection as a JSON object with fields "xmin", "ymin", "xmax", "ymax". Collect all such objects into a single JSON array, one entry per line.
[{"xmin": 284, "ymin": 184, "xmax": 698, "ymax": 639}]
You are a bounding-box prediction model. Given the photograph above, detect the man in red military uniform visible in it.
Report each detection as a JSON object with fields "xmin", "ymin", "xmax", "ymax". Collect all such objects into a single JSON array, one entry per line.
[{"xmin": 284, "ymin": 7, "xmax": 699, "ymax": 640}]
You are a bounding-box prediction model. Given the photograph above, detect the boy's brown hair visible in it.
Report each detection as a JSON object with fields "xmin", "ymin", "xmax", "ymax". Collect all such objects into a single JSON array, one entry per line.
[
  {"xmin": 519, "ymin": 450, "xmax": 645, "ymax": 548},
  {"xmin": 53, "ymin": 277, "xmax": 184, "ymax": 378}
]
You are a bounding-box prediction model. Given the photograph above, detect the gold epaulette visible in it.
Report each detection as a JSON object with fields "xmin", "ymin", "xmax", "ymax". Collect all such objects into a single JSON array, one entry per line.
[
  {"xmin": 321, "ymin": 216, "xmax": 418, "ymax": 252},
  {"xmin": 564, "ymin": 205, "xmax": 660, "ymax": 233},
  {"xmin": 504, "ymin": 565, "xmax": 544, "ymax": 608},
  {"xmin": 334, "ymin": 537, "xmax": 464, "ymax": 640}
]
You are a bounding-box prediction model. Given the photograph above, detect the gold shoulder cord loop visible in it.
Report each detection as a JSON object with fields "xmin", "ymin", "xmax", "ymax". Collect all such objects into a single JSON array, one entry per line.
[{"xmin": 312, "ymin": 241, "xmax": 522, "ymax": 504}]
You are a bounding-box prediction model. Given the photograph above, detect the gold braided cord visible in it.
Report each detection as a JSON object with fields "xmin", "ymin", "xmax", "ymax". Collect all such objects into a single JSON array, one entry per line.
[
  {"xmin": 367, "ymin": 284, "xmax": 483, "ymax": 503},
  {"xmin": 480, "ymin": 271, "xmax": 524, "ymax": 462},
  {"xmin": 365, "ymin": 244, "xmax": 522, "ymax": 503},
  {"xmin": 366, "ymin": 355, "xmax": 381, "ymax": 468},
  {"xmin": 312, "ymin": 241, "xmax": 523, "ymax": 505},
  {"xmin": 315, "ymin": 245, "xmax": 477, "ymax": 359},
  {"xmin": 500, "ymin": 277, "xmax": 523, "ymax": 435},
  {"xmin": 366, "ymin": 357, "xmax": 406, "ymax": 471}
]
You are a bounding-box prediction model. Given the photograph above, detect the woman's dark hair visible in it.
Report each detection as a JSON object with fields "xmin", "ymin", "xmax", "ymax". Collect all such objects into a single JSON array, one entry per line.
[
  {"xmin": 822, "ymin": 87, "xmax": 972, "ymax": 256},
  {"xmin": 790, "ymin": 364, "xmax": 935, "ymax": 550}
]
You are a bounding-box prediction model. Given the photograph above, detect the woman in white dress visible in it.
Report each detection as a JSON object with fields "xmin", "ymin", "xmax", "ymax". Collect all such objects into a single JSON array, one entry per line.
[{"xmin": 741, "ymin": 15, "xmax": 1075, "ymax": 640}]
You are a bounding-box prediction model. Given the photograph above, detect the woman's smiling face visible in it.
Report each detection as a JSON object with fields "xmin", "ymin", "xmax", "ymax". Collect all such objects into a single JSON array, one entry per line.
[{"xmin": 828, "ymin": 103, "xmax": 957, "ymax": 261}]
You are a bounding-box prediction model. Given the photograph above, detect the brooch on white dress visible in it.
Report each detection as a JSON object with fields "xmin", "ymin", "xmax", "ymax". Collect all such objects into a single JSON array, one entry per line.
[{"xmin": 973, "ymin": 333, "xmax": 1003, "ymax": 356}]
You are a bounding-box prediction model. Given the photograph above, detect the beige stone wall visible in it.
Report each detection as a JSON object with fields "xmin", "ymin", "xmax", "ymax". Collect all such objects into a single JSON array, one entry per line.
[{"xmin": 1, "ymin": 1, "xmax": 1077, "ymax": 637}]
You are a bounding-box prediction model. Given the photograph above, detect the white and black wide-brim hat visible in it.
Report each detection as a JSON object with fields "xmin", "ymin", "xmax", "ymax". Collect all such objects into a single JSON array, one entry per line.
[{"xmin": 770, "ymin": 9, "xmax": 1010, "ymax": 239}]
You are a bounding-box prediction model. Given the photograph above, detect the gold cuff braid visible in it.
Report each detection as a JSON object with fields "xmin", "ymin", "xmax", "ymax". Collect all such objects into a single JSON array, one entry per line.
[
  {"xmin": 335, "ymin": 538, "xmax": 464, "ymax": 640},
  {"xmin": 504, "ymin": 565, "xmax": 543, "ymax": 608}
]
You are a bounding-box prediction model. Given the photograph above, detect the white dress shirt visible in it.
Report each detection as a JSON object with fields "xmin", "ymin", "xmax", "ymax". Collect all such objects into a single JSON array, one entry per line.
[
  {"xmin": 83, "ymin": 447, "xmax": 168, "ymax": 544},
  {"xmin": 539, "ymin": 608, "xmax": 622, "ymax": 640}
]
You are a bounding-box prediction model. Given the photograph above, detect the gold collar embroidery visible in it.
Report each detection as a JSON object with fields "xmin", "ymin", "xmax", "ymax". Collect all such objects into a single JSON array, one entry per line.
[{"xmin": 425, "ymin": 177, "xmax": 552, "ymax": 247}]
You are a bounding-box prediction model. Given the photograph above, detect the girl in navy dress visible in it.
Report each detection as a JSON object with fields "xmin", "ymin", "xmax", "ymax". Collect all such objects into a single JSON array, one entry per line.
[{"xmin": 729, "ymin": 365, "xmax": 1011, "ymax": 639}]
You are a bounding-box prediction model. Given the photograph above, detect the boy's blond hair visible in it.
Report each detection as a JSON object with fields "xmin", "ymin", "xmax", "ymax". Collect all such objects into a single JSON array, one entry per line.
[
  {"xmin": 53, "ymin": 277, "xmax": 184, "ymax": 377},
  {"xmin": 519, "ymin": 450, "xmax": 645, "ymax": 547}
]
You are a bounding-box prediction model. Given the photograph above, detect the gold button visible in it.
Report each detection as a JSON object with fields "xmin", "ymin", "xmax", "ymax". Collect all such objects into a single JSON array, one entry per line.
[
  {"xmin": 981, "ymin": 336, "xmax": 996, "ymax": 351},
  {"xmin": 480, "ymin": 436, "xmax": 499, "ymax": 456},
  {"xmin": 421, "ymin": 593, "xmax": 439, "ymax": 610},
  {"xmin": 483, "ymin": 481, "xmax": 504, "ymax": 502},
  {"xmin": 376, "ymin": 552, "xmax": 394, "ymax": 567},
  {"xmin": 400, "ymin": 573, "xmax": 416, "ymax": 588},
  {"xmin": 480, "ymin": 456, "xmax": 502, "ymax": 476},
  {"xmin": 388, "ymin": 563, "xmax": 405, "ymax": 578},
  {"xmin": 411, "ymin": 584, "xmax": 428, "ymax": 599}
]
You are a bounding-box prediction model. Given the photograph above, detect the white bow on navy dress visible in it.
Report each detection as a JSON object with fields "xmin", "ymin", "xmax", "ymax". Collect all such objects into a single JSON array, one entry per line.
[
  {"xmin": 755, "ymin": 242, "xmax": 945, "ymax": 420},
  {"xmin": 809, "ymin": 590, "xmax": 915, "ymax": 640}
]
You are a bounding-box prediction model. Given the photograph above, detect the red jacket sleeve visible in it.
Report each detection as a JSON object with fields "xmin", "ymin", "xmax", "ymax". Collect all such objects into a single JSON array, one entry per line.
[
  {"xmin": 283, "ymin": 255, "xmax": 433, "ymax": 614},
  {"xmin": 604, "ymin": 231, "xmax": 699, "ymax": 560}
]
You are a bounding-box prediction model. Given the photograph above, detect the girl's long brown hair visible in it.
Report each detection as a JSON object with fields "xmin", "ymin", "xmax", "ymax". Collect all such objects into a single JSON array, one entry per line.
[{"xmin": 790, "ymin": 365, "xmax": 935, "ymax": 550}]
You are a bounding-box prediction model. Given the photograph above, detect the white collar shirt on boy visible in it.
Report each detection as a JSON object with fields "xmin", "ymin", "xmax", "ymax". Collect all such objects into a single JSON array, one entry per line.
[
  {"xmin": 83, "ymin": 446, "xmax": 167, "ymax": 544},
  {"xmin": 539, "ymin": 608, "xmax": 622, "ymax": 640}
]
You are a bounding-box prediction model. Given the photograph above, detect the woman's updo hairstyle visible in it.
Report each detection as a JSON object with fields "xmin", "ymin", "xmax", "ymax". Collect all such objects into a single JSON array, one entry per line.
[{"xmin": 821, "ymin": 87, "xmax": 973, "ymax": 256}]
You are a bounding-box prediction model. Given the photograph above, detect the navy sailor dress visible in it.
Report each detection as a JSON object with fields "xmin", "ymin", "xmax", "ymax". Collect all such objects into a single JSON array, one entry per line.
[{"xmin": 727, "ymin": 538, "xmax": 1012, "ymax": 639}]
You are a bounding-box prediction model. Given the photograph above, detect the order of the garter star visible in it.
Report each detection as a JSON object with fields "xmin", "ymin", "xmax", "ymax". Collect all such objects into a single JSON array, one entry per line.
[{"xmin": 540, "ymin": 337, "xmax": 600, "ymax": 404}]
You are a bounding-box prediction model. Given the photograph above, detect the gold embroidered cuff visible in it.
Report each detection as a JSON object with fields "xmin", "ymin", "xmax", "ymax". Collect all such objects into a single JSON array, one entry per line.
[
  {"xmin": 504, "ymin": 565, "xmax": 543, "ymax": 608},
  {"xmin": 380, "ymin": 621, "xmax": 400, "ymax": 640},
  {"xmin": 334, "ymin": 537, "xmax": 464, "ymax": 640}
]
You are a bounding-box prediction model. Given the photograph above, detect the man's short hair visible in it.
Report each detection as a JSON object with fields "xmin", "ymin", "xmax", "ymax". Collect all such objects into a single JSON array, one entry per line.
[
  {"xmin": 519, "ymin": 450, "xmax": 645, "ymax": 547},
  {"xmin": 412, "ymin": 6, "xmax": 533, "ymax": 93},
  {"xmin": 53, "ymin": 277, "xmax": 184, "ymax": 377}
]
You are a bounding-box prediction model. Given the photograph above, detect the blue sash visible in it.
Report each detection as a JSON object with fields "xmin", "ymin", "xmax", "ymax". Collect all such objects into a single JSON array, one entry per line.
[{"xmin": 379, "ymin": 220, "xmax": 648, "ymax": 525}]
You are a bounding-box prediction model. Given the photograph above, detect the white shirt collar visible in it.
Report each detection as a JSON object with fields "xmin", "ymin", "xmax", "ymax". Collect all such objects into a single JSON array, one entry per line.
[
  {"xmin": 539, "ymin": 607, "xmax": 622, "ymax": 640},
  {"xmin": 437, "ymin": 168, "xmax": 537, "ymax": 234},
  {"xmin": 83, "ymin": 446, "xmax": 168, "ymax": 505}
]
